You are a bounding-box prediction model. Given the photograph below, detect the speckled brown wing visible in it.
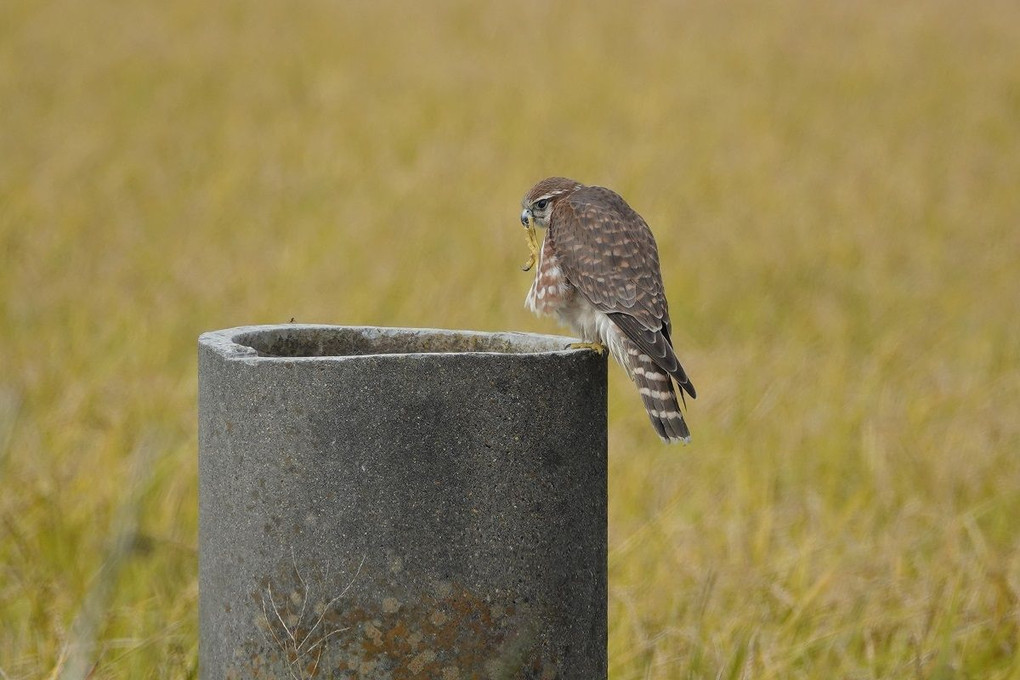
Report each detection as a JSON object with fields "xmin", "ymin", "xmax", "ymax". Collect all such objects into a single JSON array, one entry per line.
[
  {"xmin": 549, "ymin": 187, "xmax": 665, "ymax": 323},
  {"xmin": 549, "ymin": 185, "xmax": 696, "ymax": 400}
]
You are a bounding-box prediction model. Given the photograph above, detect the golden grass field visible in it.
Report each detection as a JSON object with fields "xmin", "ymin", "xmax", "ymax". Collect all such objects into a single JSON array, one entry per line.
[{"xmin": 2, "ymin": 0, "xmax": 1019, "ymax": 677}]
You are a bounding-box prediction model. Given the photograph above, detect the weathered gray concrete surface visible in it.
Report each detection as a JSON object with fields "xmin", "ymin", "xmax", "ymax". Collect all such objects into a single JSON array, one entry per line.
[{"xmin": 198, "ymin": 325, "xmax": 607, "ymax": 679}]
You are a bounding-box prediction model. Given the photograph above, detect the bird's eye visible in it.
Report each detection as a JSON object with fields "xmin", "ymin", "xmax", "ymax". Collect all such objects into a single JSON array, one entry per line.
[{"xmin": 534, "ymin": 199, "xmax": 550, "ymax": 211}]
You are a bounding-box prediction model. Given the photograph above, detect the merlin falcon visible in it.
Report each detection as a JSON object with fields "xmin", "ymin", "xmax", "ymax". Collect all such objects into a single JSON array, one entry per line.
[{"xmin": 520, "ymin": 177, "xmax": 696, "ymax": 443}]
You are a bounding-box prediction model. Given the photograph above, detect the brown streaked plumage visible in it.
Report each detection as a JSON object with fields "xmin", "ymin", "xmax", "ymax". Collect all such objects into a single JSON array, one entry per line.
[{"xmin": 521, "ymin": 177, "xmax": 696, "ymax": 443}]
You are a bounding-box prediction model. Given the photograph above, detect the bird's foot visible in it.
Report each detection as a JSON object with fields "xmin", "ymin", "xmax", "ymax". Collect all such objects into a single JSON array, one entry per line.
[{"xmin": 567, "ymin": 341, "xmax": 607, "ymax": 355}]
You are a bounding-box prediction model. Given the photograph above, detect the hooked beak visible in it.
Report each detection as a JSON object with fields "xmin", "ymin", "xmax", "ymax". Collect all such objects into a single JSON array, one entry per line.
[{"xmin": 520, "ymin": 209, "xmax": 532, "ymax": 227}]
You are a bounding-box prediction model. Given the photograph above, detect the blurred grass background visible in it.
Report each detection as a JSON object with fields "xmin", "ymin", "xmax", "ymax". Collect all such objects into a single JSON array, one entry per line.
[{"xmin": 1, "ymin": 0, "xmax": 1019, "ymax": 677}]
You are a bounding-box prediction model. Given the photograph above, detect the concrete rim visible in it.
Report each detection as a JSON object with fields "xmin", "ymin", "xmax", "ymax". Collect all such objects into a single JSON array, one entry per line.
[{"xmin": 199, "ymin": 324, "xmax": 587, "ymax": 362}]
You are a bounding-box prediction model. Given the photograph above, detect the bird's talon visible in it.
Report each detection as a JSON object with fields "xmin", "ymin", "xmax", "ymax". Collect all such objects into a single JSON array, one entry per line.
[{"xmin": 567, "ymin": 341, "xmax": 607, "ymax": 355}]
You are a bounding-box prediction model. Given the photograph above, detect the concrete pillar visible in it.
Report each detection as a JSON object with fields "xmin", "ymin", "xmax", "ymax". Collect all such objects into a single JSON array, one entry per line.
[{"xmin": 198, "ymin": 325, "xmax": 607, "ymax": 679}]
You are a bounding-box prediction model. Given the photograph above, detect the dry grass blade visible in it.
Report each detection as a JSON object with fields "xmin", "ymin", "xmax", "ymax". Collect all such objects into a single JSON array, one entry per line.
[{"xmin": 54, "ymin": 436, "xmax": 162, "ymax": 680}]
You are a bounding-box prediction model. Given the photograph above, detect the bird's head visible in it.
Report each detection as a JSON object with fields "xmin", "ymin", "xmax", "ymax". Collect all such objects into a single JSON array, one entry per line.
[{"xmin": 520, "ymin": 177, "xmax": 583, "ymax": 229}]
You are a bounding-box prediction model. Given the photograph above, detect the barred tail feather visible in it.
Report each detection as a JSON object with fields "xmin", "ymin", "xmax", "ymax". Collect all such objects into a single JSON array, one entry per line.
[
  {"xmin": 632, "ymin": 355, "xmax": 691, "ymax": 444},
  {"xmin": 603, "ymin": 320, "xmax": 692, "ymax": 443}
]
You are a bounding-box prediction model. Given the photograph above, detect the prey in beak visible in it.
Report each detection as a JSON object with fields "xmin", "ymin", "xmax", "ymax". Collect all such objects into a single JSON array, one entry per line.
[{"xmin": 520, "ymin": 211, "xmax": 540, "ymax": 271}]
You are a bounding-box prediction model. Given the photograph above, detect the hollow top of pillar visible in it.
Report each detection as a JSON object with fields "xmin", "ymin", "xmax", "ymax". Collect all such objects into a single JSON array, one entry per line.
[{"xmin": 199, "ymin": 324, "xmax": 585, "ymax": 361}]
